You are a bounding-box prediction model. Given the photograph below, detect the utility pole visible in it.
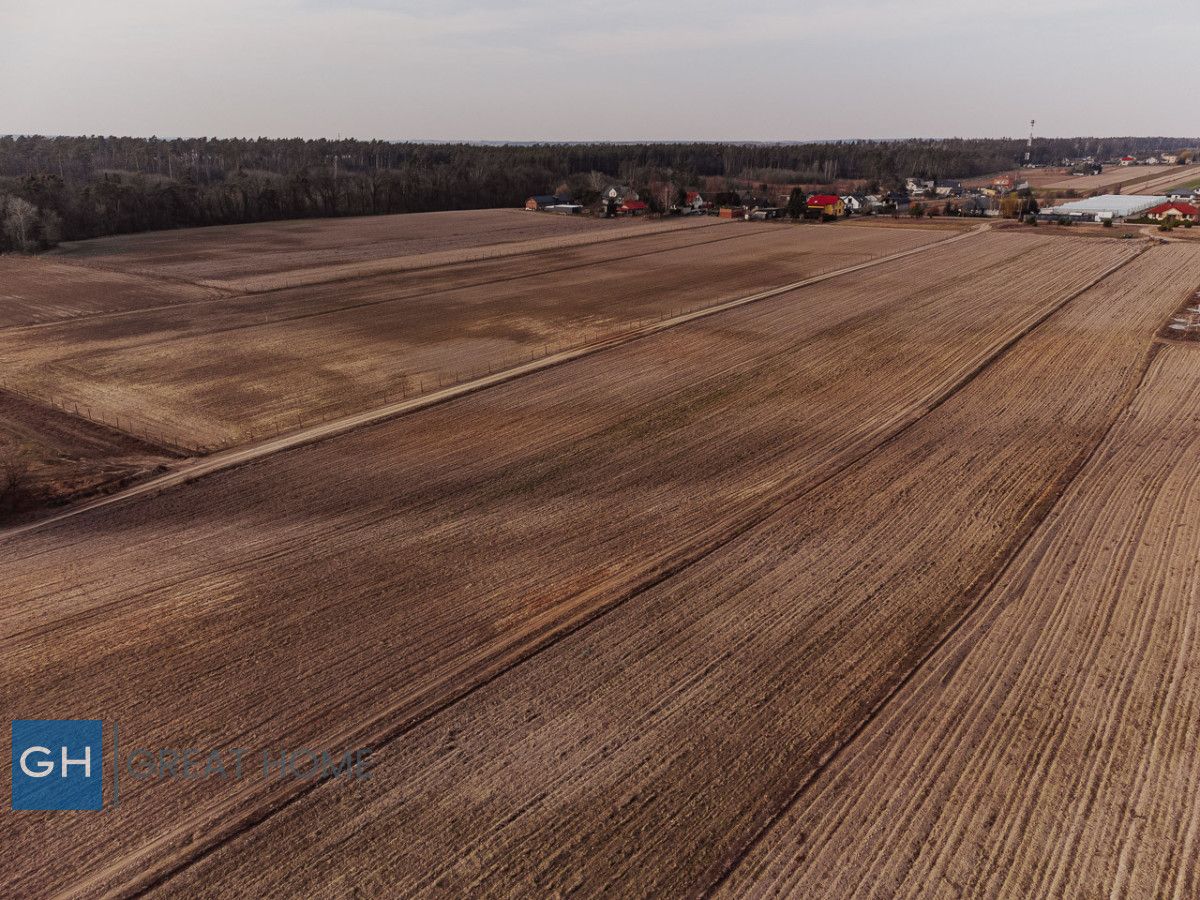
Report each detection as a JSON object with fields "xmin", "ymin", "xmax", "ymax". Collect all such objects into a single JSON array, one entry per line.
[{"xmin": 1025, "ymin": 119, "xmax": 1035, "ymax": 165}]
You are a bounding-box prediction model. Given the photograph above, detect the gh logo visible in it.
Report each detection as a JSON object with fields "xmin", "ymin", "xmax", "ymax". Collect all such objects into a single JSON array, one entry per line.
[{"xmin": 11, "ymin": 720, "xmax": 103, "ymax": 811}]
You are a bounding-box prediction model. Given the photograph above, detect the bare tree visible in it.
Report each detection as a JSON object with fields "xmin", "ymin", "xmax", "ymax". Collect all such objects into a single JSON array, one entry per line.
[
  {"xmin": 0, "ymin": 443, "xmax": 32, "ymax": 511},
  {"xmin": 3, "ymin": 197, "xmax": 39, "ymax": 251}
]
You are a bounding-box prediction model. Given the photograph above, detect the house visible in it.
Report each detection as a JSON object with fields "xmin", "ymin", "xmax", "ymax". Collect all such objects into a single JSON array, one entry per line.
[
  {"xmin": 992, "ymin": 175, "xmax": 1016, "ymax": 192},
  {"xmin": 1146, "ymin": 201, "xmax": 1199, "ymax": 222},
  {"xmin": 1144, "ymin": 156, "xmax": 1161, "ymax": 165},
  {"xmin": 525, "ymin": 194, "xmax": 566, "ymax": 211},
  {"xmin": 934, "ymin": 180, "xmax": 963, "ymax": 197},
  {"xmin": 1161, "ymin": 153, "xmax": 1180, "ymax": 164},
  {"xmin": 1119, "ymin": 156, "xmax": 1137, "ymax": 166},
  {"xmin": 1165, "ymin": 187, "xmax": 1198, "ymax": 201},
  {"xmin": 617, "ymin": 199, "xmax": 649, "ymax": 216},
  {"xmin": 906, "ymin": 177, "xmax": 935, "ymax": 195},
  {"xmin": 841, "ymin": 195, "xmax": 869, "ymax": 214},
  {"xmin": 807, "ymin": 194, "xmax": 846, "ymax": 218}
]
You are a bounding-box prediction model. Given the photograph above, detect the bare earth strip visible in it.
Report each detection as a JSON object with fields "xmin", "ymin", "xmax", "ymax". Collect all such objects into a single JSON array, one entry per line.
[
  {"xmin": 0, "ymin": 256, "xmax": 224, "ymax": 327},
  {"xmin": 0, "ymin": 233, "xmax": 1133, "ymax": 897},
  {"xmin": 1040, "ymin": 164, "xmax": 1199, "ymax": 193},
  {"xmin": 48, "ymin": 208, "xmax": 722, "ymax": 291},
  {"xmin": 721, "ymin": 342, "xmax": 1200, "ymax": 900},
  {"xmin": 146, "ymin": 244, "xmax": 1199, "ymax": 898},
  {"xmin": 0, "ymin": 224, "xmax": 944, "ymax": 447}
]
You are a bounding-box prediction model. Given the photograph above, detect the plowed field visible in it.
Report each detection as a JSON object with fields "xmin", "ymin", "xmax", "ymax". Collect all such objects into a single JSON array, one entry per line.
[
  {"xmin": 2, "ymin": 223, "xmax": 944, "ymax": 447},
  {"xmin": 3, "ymin": 222, "xmax": 1200, "ymax": 899}
]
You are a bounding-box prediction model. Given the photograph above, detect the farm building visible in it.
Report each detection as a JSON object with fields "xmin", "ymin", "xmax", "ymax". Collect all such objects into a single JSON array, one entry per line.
[
  {"xmin": 1146, "ymin": 201, "xmax": 1198, "ymax": 222},
  {"xmin": 1038, "ymin": 194, "xmax": 1164, "ymax": 223},
  {"xmin": 807, "ymin": 195, "xmax": 846, "ymax": 218},
  {"xmin": 1119, "ymin": 156, "xmax": 1137, "ymax": 166},
  {"xmin": 618, "ymin": 199, "xmax": 649, "ymax": 216},
  {"xmin": 718, "ymin": 206, "xmax": 748, "ymax": 219},
  {"xmin": 525, "ymin": 195, "xmax": 567, "ymax": 211}
]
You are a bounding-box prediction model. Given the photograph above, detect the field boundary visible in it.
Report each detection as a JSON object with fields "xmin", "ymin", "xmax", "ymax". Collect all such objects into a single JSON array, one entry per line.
[
  {"xmin": 0, "ymin": 223, "xmax": 989, "ymax": 543},
  {"xmin": 0, "ymin": 383, "xmax": 197, "ymax": 455}
]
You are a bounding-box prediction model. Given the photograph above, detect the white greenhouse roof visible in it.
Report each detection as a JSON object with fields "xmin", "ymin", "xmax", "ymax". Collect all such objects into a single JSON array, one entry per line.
[{"xmin": 1041, "ymin": 194, "xmax": 1164, "ymax": 217}]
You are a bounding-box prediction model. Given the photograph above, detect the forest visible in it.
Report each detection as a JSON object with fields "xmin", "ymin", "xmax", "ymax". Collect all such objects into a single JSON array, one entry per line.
[{"xmin": 0, "ymin": 134, "xmax": 1193, "ymax": 250}]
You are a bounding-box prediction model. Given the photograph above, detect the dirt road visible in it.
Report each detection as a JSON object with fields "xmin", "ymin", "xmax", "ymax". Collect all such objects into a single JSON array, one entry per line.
[{"xmin": 0, "ymin": 222, "xmax": 985, "ymax": 543}]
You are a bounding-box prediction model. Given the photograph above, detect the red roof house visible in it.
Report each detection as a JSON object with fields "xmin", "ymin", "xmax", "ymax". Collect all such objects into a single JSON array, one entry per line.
[
  {"xmin": 618, "ymin": 199, "xmax": 649, "ymax": 215},
  {"xmin": 806, "ymin": 194, "xmax": 846, "ymax": 217},
  {"xmin": 1146, "ymin": 201, "xmax": 1198, "ymax": 222}
]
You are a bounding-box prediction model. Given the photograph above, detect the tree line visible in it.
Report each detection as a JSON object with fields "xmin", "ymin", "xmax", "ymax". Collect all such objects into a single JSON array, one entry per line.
[{"xmin": 0, "ymin": 134, "xmax": 1193, "ymax": 251}]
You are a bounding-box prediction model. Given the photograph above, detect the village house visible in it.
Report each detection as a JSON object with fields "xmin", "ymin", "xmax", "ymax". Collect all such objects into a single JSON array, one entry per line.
[
  {"xmin": 525, "ymin": 194, "xmax": 567, "ymax": 211},
  {"xmin": 906, "ymin": 177, "xmax": 935, "ymax": 195},
  {"xmin": 617, "ymin": 199, "xmax": 649, "ymax": 216},
  {"xmin": 1119, "ymin": 155, "xmax": 1137, "ymax": 166},
  {"xmin": 841, "ymin": 195, "xmax": 870, "ymax": 214},
  {"xmin": 1146, "ymin": 201, "xmax": 1198, "ymax": 223},
  {"xmin": 807, "ymin": 194, "xmax": 846, "ymax": 219},
  {"xmin": 683, "ymin": 190, "xmax": 707, "ymax": 213}
]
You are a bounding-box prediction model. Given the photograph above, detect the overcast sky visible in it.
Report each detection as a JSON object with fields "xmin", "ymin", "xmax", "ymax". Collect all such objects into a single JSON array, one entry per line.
[{"xmin": 3, "ymin": 0, "xmax": 1197, "ymax": 142}]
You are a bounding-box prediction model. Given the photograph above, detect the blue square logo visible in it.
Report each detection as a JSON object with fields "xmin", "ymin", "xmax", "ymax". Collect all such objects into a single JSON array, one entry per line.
[{"xmin": 11, "ymin": 720, "xmax": 103, "ymax": 811}]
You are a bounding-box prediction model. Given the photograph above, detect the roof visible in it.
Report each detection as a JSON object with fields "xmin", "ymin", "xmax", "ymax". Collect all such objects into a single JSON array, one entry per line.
[
  {"xmin": 1148, "ymin": 201, "xmax": 1198, "ymax": 216},
  {"xmin": 619, "ymin": 200, "xmax": 648, "ymax": 211},
  {"xmin": 1040, "ymin": 194, "xmax": 1164, "ymax": 218},
  {"xmin": 685, "ymin": 191, "xmax": 702, "ymax": 202},
  {"xmin": 807, "ymin": 194, "xmax": 842, "ymax": 206}
]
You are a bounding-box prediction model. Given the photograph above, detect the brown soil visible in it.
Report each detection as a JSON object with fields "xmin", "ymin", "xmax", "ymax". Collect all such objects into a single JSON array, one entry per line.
[
  {"xmin": 0, "ymin": 231, "xmax": 1156, "ymax": 898},
  {"xmin": 0, "ymin": 390, "xmax": 174, "ymax": 523}
]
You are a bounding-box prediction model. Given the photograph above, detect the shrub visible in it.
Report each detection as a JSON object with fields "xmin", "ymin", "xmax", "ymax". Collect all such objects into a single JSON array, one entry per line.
[{"xmin": 0, "ymin": 444, "xmax": 33, "ymax": 513}]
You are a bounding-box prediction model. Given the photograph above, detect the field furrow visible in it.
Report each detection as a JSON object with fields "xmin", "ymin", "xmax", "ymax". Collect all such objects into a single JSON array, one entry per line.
[
  {"xmin": 721, "ymin": 341, "xmax": 1200, "ymax": 900},
  {"xmin": 0, "ymin": 232, "xmax": 1134, "ymax": 896},
  {"xmin": 0, "ymin": 224, "xmax": 942, "ymax": 447},
  {"xmin": 145, "ymin": 243, "xmax": 1200, "ymax": 898}
]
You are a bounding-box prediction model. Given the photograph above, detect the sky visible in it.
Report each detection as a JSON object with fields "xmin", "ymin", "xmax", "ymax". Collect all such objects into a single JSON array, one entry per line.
[{"xmin": 2, "ymin": 0, "xmax": 1197, "ymax": 142}]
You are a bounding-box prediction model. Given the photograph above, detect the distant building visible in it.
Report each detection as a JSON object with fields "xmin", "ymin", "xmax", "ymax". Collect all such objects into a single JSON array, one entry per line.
[
  {"xmin": 992, "ymin": 174, "xmax": 1016, "ymax": 191},
  {"xmin": 807, "ymin": 194, "xmax": 846, "ymax": 218},
  {"xmin": 718, "ymin": 206, "xmax": 748, "ymax": 219},
  {"xmin": 1166, "ymin": 187, "xmax": 1200, "ymax": 201},
  {"xmin": 906, "ymin": 177, "xmax": 935, "ymax": 195},
  {"xmin": 1038, "ymin": 194, "xmax": 1163, "ymax": 222},
  {"xmin": 617, "ymin": 199, "xmax": 649, "ymax": 216},
  {"xmin": 525, "ymin": 194, "xmax": 566, "ymax": 211},
  {"xmin": 934, "ymin": 180, "xmax": 964, "ymax": 197},
  {"xmin": 1119, "ymin": 156, "xmax": 1137, "ymax": 166},
  {"xmin": 1161, "ymin": 153, "xmax": 1180, "ymax": 164},
  {"xmin": 1146, "ymin": 201, "xmax": 1198, "ymax": 222}
]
